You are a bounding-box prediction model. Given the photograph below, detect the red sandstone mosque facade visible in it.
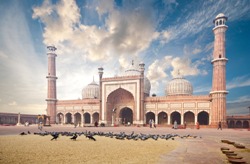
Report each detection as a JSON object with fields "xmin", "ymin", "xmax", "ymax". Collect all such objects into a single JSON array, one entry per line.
[{"xmin": 46, "ymin": 14, "xmax": 229, "ymax": 128}]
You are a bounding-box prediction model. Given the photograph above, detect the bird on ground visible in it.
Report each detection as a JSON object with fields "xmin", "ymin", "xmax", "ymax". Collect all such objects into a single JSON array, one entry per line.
[
  {"xmin": 70, "ymin": 134, "xmax": 78, "ymax": 141},
  {"xmin": 51, "ymin": 133, "xmax": 59, "ymax": 141},
  {"xmin": 20, "ymin": 132, "xmax": 27, "ymax": 135},
  {"xmin": 28, "ymin": 131, "xmax": 31, "ymax": 134},
  {"xmin": 86, "ymin": 135, "xmax": 96, "ymax": 141}
]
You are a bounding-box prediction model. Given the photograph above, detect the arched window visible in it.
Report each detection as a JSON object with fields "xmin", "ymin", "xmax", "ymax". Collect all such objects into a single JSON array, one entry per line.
[
  {"xmin": 219, "ymin": 54, "xmax": 221, "ymax": 58},
  {"xmin": 216, "ymin": 21, "xmax": 218, "ymax": 26},
  {"xmin": 219, "ymin": 20, "xmax": 222, "ymax": 25}
]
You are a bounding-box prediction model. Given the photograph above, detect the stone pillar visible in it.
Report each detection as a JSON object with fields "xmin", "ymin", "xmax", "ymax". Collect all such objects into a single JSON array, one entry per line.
[
  {"xmin": 82, "ymin": 114, "xmax": 85, "ymax": 125},
  {"xmin": 167, "ymin": 114, "xmax": 171, "ymax": 125},
  {"xmin": 64, "ymin": 114, "xmax": 66, "ymax": 124},
  {"xmin": 195, "ymin": 114, "xmax": 198, "ymax": 125},
  {"xmin": 46, "ymin": 45, "xmax": 57, "ymax": 124},
  {"xmin": 90, "ymin": 113, "xmax": 93, "ymax": 124},
  {"xmin": 71, "ymin": 114, "xmax": 74, "ymax": 124},
  {"xmin": 181, "ymin": 113, "xmax": 184, "ymax": 125},
  {"xmin": 210, "ymin": 13, "xmax": 228, "ymax": 128},
  {"xmin": 155, "ymin": 113, "xmax": 158, "ymax": 125},
  {"xmin": 16, "ymin": 112, "xmax": 21, "ymax": 126}
]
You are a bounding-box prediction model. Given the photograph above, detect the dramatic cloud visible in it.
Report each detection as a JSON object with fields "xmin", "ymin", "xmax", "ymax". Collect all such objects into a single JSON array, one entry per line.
[{"xmin": 159, "ymin": 0, "xmax": 250, "ymax": 44}]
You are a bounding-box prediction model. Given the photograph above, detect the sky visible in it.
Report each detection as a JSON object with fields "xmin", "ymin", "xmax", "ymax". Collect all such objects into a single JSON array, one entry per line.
[{"xmin": 0, "ymin": 0, "xmax": 250, "ymax": 115}]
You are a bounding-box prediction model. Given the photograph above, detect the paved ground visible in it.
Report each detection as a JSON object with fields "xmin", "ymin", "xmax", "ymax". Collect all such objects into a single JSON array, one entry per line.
[{"xmin": 0, "ymin": 125, "xmax": 249, "ymax": 164}]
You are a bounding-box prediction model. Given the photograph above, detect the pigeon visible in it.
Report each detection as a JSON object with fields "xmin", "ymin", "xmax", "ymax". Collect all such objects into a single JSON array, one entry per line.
[
  {"xmin": 86, "ymin": 135, "xmax": 96, "ymax": 141},
  {"xmin": 70, "ymin": 134, "xmax": 78, "ymax": 141},
  {"xmin": 51, "ymin": 133, "xmax": 59, "ymax": 141},
  {"xmin": 20, "ymin": 132, "xmax": 27, "ymax": 135}
]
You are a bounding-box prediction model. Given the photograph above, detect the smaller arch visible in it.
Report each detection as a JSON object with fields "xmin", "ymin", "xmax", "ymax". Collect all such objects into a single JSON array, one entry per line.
[
  {"xmin": 74, "ymin": 113, "xmax": 81, "ymax": 126},
  {"xmin": 243, "ymin": 121, "xmax": 249, "ymax": 128},
  {"xmin": 146, "ymin": 112, "xmax": 155, "ymax": 125},
  {"xmin": 170, "ymin": 111, "xmax": 181, "ymax": 124},
  {"xmin": 235, "ymin": 121, "xmax": 242, "ymax": 128},
  {"xmin": 56, "ymin": 113, "xmax": 64, "ymax": 124},
  {"xmin": 228, "ymin": 120, "xmax": 235, "ymax": 128},
  {"xmin": 158, "ymin": 112, "xmax": 167, "ymax": 125},
  {"xmin": 120, "ymin": 107, "xmax": 133, "ymax": 125},
  {"xmin": 184, "ymin": 111, "xmax": 195, "ymax": 125},
  {"xmin": 92, "ymin": 112, "xmax": 99, "ymax": 123},
  {"xmin": 65, "ymin": 113, "xmax": 72, "ymax": 124},
  {"xmin": 84, "ymin": 113, "xmax": 91, "ymax": 124},
  {"xmin": 197, "ymin": 111, "xmax": 209, "ymax": 125}
]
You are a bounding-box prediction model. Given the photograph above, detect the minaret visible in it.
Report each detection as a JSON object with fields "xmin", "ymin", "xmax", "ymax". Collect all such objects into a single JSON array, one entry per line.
[
  {"xmin": 210, "ymin": 13, "xmax": 228, "ymax": 128},
  {"xmin": 46, "ymin": 45, "xmax": 57, "ymax": 124},
  {"xmin": 98, "ymin": 67, "xmax": 104, "ymax": 122},
  {"xmin": 139, "ymin": 62, "xmax": 145, "ymax": 125}
]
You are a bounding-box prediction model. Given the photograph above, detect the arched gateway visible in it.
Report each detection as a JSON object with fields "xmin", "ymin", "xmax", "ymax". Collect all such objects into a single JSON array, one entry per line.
[{"xmin": 106, "ymin": 88, "xmax": 134, "ymax": 125}]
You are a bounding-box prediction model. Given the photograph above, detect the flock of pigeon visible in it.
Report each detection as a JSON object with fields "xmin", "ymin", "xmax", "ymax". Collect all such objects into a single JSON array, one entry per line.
[{"xmin": 19, "ymin": 131, "xmax": 201, "ymax": 141}]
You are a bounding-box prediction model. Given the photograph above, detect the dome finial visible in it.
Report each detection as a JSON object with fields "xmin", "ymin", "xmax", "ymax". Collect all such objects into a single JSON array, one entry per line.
[
  {"xmin": 177, "ymin": 69, "xmax": 180, "ymax": 76},
  {"xmin": 93, "ymin": 76, "xmax": 95, "ymax": 82},
  {"xmin": 132, "ymin": 60, "xmax": 134, "ymax": 66}
]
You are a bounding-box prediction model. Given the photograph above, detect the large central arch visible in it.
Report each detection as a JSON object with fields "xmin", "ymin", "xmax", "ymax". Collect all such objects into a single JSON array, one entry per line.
[
  {"xmin": 120, "ymin": 107, "xmax": 133, "ymax": 124},
  {"xmin": 106, "ymin": 88, "xmax": 134, "ymax": 125}
]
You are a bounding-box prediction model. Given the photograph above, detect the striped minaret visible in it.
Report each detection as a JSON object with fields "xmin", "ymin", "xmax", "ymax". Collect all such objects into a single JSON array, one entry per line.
[
  {"xmin": 46, "ymin": 45, "xmax": 57, "ymax": 124},
  {"xmin": 210, "ymin": 13, "xmax": 228, "ymax": 128}
]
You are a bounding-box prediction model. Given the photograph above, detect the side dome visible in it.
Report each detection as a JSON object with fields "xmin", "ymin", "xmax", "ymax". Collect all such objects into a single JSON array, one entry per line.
[
  {"xmin": 165, "ymin": 75, "xmax": 193, "ymax": 96},
  {"xmin": 82, "ymin": 80, "xmax": 99, "ymax": 99}
]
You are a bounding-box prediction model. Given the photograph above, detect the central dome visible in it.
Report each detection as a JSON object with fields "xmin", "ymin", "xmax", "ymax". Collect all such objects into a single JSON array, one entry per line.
[
  {"xmin": 165, "ymin": 75, "xmax": 193, "ymax": 96},
  {"xmin": 123, "ymin": 61, "xmax": 151, "ymax": 96}
]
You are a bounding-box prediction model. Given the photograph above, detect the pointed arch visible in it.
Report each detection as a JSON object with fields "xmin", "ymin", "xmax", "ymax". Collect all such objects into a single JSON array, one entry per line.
[
  {"xmin": 184, "ymin": 111, "xmax": 195, "ymax": 125},
  {"xmin": 171, "ymin": 111, "xmax": 181, "ymax": 124},
  {"xmin": 146, "ymin": 112, "xmax": 155, "ymax": 124},
  {"xmin": 106, "ymin": 88, "xmax": 134, "ymax": 125},
  {"xmin": 158, "ymin": 112, "xmax": 167, "ymax": 125}
]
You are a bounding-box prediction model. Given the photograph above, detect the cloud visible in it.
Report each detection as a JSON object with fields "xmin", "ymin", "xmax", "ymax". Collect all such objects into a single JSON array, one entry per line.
[
  {"xmin": 227, "ymin": 95, "xmax": 250, "ymax": 104},
  {"xmin": 32, "ymin": 0, "xmax": 159, "ymax": 63},
  {"xmin": 170, "ymin": 57, "xmax": 200, "ymax": 77},
  {"xmin": 159, "ymin": 0, "xmax": 250, "ymax": 44},
  {"xmin": 227, "ymin": 75, "xmax": 250, "ymax": 90},
  {"xmin": 8, "ymin": 101, "xmax": 17, "ymax": 106}
]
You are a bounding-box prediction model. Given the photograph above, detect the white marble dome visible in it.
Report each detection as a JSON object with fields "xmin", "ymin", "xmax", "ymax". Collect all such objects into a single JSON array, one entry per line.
[
  {"xmin": 82, "ymin": 80, "xmax": 99, "ymax": 99},
  {"xmin": 165, "ymin": 76, "xmax": 193, "ymax": 96},
  {"xmin": 215, "ymin": 13, "xmax": 225, "ymax": 18},
  {"xmin": 123, "ymin": 62, "xmax": 151, "ymax": 95}
]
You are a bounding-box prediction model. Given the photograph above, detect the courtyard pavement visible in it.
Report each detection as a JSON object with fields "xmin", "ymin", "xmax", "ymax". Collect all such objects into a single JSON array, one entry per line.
[{"xmin": 0, "ymin": 125, "xmax": 249, "ymax": 164}]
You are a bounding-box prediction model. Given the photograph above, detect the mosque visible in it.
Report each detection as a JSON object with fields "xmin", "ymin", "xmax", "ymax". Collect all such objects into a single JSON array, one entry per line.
[{"xmin": 46, "ymin": 13, "xmax": 229, "ymax": 128}]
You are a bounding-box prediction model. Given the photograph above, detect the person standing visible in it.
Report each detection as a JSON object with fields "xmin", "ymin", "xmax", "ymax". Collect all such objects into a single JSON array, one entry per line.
[
  {"xmin": 174, "ymin": 120, "xmax": 177, "ymax": 129},
  {"xmin": 196, "ymin": 122, "xmax": 200, "ymax": 130},
  {"xmin": 218, "ymin": 121, "xmax": 222, "ymax": 130},
  {"xmin": 149, "ymin": 119, "xmax": 152, "ymax": 128}
]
